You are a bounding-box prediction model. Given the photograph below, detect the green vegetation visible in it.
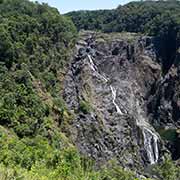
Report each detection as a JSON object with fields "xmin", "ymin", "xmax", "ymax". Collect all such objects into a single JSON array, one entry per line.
[
  {"xmin": 0, "ymin": 0, "xmax": 179, "ymax": 179},
  {"xmin": 66, "ymin": 10, "xmax": 115, "ymax": 32},
  {"xmin": 79, "ymin": 100, "xmax": 92, "ymax": 114},
  {"xmin": 0, "ymin": 158, "xmax": 140, "ymax": 180},
  {"xmin": 66, "ymin": 1, "xmax": 180, "ymax": 36},
  {"xmin": 153, "ymin": 157, "xmax": 180, "ymax": 180},
  {"xmin": 0, "ymin": 0, "xmax": 77, "ymax": 138},
  {"xmin": 158, "ymin": 128, "xmax": 177, "ymax": 142},
  {"xmin": 0, "ymin": 126, "xmax": 142, "ymax": 180},
  {"xmin": 0, "ymin": 1, "xmax": 78, "ymax": 176},
  {"xmin": 67, "ymin": 1, "xmax": 180, "ymax": 73},
  {"xmin": 0, "ymin": 0, "xmax": 146, "ymax": 179}
]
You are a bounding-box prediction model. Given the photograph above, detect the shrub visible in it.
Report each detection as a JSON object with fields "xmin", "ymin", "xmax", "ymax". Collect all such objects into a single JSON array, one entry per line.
[{"xmin": 79, "ymin": 100, "xmax": 92, "ymax": 114}]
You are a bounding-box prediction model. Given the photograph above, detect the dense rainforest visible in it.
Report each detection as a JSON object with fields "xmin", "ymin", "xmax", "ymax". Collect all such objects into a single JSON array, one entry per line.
[
  {"xmin": 66, "ymin": 1, "xmax": 180, "ymax": 35},
  {"xmin": 0, "ymin": 0, "xmax": 179, "ymax": 179},
  {"xmin": 66, "ymin": 1, "xmax": 180, "ymax": 74}
]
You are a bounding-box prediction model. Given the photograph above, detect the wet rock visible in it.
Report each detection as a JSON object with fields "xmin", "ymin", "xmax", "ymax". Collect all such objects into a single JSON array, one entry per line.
[{"xmin": 63, "ymin": 31, "xmax": 179, "ymax": 171}]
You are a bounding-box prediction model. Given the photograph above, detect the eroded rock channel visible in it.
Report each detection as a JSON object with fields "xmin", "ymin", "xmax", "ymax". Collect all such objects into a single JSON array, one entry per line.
[{"xmin": 63, "ymin": 31, "xmax": 180, "ymax": 171}]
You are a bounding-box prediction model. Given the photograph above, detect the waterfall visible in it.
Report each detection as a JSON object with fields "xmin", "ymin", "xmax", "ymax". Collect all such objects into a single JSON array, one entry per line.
[
  {"xmin": 136, "ymin": 100, "xmax": 159, "ymax": 164},
  {"xmin": 110, "ymin": 86, "xmax": 123, "ymax": 115},
  {"xmin": 87, "ymin": 55, "xmax": 123, "ymax": 114},
  {"xmin": 142, "ymin": 128, "xmax": 159, "ymax": 164},
  {"xmin": 87, "ymin": 53, "xmax": 159, "ymax": 164},
  {"xmin": 88, "ymin": 54, "xmax": 97, "ymax": 72},
  {"xmin": 87, "ymin": 55, "xmax": 108, "ymax": 82}
]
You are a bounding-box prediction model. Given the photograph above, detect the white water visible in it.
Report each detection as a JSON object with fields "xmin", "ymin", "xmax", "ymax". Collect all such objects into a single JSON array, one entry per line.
[
  {"xmin": 110, "ymin": 86, "xmax": 123, "ymax": 115},
  {"xmin": 87, "ymin": 55, "xmax": 108, "ymax": 82},
  {"xmin": 87, "ymin": 54, "xmax": 159, "ymax": 164},
  {"xmin": 88, "ymin": 54, "xmax": 97, "ymax": 72},
  {"xmin": 136, "ymin": 100, "xmax": 159, "ymax": 164},
  {"xmin": 142, "ymin": 128, "xmax": 159, "ymax": 164},
  {"xmin": 88, "ymin": 55, "xmax": 124, "ymax": 114}
]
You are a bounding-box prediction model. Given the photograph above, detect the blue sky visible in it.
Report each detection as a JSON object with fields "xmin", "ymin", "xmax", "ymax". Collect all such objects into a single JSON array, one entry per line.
[{"xmin": 31, "ymin": 0, "xmax": 134, "ymax": 14}]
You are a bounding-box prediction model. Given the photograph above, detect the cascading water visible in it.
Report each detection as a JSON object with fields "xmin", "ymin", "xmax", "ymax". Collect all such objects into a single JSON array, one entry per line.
[
  {"xmin": 142, "ymin": 128, "xmax": 159, "ymax": 164},
  {"xmin": 87, "ymin": 54, "xmax": 159, "ymax": 164},
  {"xmin": 110, "ymin": 86, "xmax": 123, "ymax": 115},
  {"xmin": 87, "ymin": 55, "xmax": 108, "ymax": 82},
  {"xmin": 136, "ymin": 100, "xmax": 159, "ymax": 164},
  {"xmin": 88, "ymin": 54, "xmax": 97, "ymax": 72},
  {"xmin": 87, "ymin": 55, "xmax": 123, "ymax": 114}
]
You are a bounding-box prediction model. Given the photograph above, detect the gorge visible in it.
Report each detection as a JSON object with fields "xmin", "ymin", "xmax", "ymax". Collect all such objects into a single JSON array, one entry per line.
[
  {"xmin": 0, "ymin": 0, "xmax": 180, "ymax": 179},
  {"xmin": 63, "ymin": 31, "xmax": 178, "ymax": 171}
]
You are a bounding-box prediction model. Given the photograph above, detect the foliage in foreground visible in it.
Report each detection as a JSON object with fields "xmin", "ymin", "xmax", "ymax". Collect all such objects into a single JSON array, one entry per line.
[
  {"xmin": 0, "ymin": 1, "xmax": 142, "ymax": 180},
  {"xmin": 0, "ymin": 126, "xmax": 139, "ymax": 180},
  {"xmin": 0, "ymin": 0, "xmax": 179, "ymax": 179},
  {"xmin": 153, "ymin": 157, "xmax": 180, "ymax": 180},
  {"xmin": 0, "ymin": 163, "xmax": 135, "ymax": 180},
  {"xmin": 0, "ymin": 123, "xmax": 179, "ymax": 180},
  {"xmin": 0, "ymin": 0, "xmax": 77, "ymax": 138}
]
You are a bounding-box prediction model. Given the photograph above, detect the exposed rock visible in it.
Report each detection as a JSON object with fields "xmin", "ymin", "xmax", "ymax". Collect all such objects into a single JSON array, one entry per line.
[
  {"xmin": 63, "ymin": 31, "xmax": 180, "ymax": 172},
  {"xmin": 148, "ymin": 50, "xmax": 180, "ymax": 160}
]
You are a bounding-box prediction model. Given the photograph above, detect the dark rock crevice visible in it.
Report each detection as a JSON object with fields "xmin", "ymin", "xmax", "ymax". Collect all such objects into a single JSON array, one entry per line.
[{"xmin": 153, "ymin": 36, "xmax": 178, "ymax": 75}]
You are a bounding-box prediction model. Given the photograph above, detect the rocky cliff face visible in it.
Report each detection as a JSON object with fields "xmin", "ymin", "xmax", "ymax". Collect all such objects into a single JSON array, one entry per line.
[
  {"xmin": 148, "ymin": 50, "xmax": 180, "ymax": 161},
  {"xmin": 63, "ymin": 31, "xmax": 180, "ymax": 171}
]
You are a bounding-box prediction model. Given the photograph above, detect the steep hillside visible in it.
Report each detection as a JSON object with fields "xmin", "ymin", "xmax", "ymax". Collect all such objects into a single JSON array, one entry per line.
[
  {"xmin": 0, "ymin": 0, "xmax": 179, "ymax": 180},
  {"xmin": 0, "ymin": 0, "xmax": 77, "ymax": 138},
  {"xmin": 66, "ymin": 1, "xmax": 180, "ymax": 34},
  {"xmin": 0, "ymin": 0, "xmax": 158, "ymax": 179},
  {"xmin": 0, "ymin": 0, "xmax": 101, "ymax": 179},
  {"xmin": 66, "ymin": 1, "xmax": 180, "ymax": 75},
  {"xmin": 63, "ymin": 31, "xmax": 180, "ymax": 174},
  {"xmin": 64, "ymin": 32, "xmax": 162, "ymax": 169}
]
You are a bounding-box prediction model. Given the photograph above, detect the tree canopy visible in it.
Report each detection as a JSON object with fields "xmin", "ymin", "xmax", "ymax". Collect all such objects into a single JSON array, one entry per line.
[{"xmin": 0, "ymin": 0, "xmax": 179, "ymax": 179}]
